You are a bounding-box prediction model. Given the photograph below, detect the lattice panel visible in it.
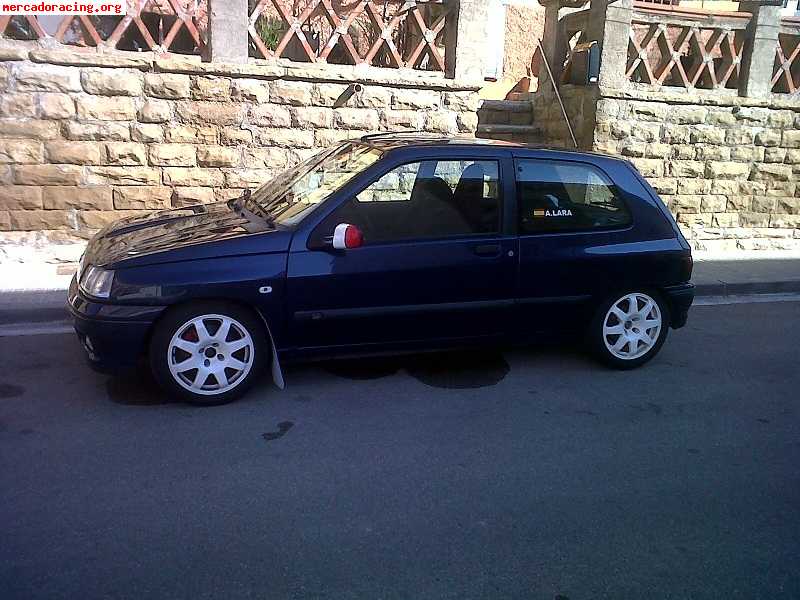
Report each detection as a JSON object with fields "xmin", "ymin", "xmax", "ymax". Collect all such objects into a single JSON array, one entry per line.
[
  {"xmin": 772, "ymin": 32, "xmax": 800, "ymax": 94},
  {"xmin": 248, "ymin": 0, "xmax": 452, "ymax": 72},
  {"xmin": 626, "ymin": 21, "xmax": 745, "ymax": 90},
  {"xmin": 0, "ymin": 0, "xmax": 206, "ymax": 54}
]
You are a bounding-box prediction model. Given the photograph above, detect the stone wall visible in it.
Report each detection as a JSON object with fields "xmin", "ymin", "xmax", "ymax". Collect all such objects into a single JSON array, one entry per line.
[
  {"xmin": 593, "ymin": 88, "xmax": 800, "ymax": 252},
  {"xmin": 0, "ymin": 48, "xmax": 481, "ymax": 237}
]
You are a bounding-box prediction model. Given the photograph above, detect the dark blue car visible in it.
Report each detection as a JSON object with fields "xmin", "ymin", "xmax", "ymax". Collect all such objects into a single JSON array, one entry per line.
[{"xmin": 69, "ymin": 134, "xmax": 694, "ymax": 405}]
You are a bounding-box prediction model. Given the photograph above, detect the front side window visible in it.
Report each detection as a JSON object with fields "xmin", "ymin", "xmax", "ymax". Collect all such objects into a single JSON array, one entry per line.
[
  {"xmin": 517, "ymin": 159, "xmax": 631, "ymax": 234},
  {"xmin": 315, "ymin": 159, "xmax": 502, "ymax": 246}
]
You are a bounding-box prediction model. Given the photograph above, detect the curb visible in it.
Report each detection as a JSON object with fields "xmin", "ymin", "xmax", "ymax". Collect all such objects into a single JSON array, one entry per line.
[{"xmin": 2, "ymin": 281, "xmax": 799, "ymax": 327}]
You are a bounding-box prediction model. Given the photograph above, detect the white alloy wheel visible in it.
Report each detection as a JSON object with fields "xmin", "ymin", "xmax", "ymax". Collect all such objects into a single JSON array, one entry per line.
[
  {"xmin": 602, "ymin": 292, "xmax": 662, "ymax": 360},
  {"xmin": 167, "ymin": 314, "xmax": 255, "ymax": 396}
]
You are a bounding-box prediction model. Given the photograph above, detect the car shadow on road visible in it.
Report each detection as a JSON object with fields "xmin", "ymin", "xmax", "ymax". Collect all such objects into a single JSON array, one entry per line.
[{"xmin": 105, "ymin": 370, "xmax": 172, "ymax": 406}]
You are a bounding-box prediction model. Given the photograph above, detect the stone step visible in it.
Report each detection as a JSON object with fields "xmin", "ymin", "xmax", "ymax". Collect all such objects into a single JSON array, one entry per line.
[
  {"xmin": 480, "ymin": 99, "xmax": 534, "ymax": 113},
  {"xmin": 476, "ymin": 124, "xmax": 542, "ymax": 135}
]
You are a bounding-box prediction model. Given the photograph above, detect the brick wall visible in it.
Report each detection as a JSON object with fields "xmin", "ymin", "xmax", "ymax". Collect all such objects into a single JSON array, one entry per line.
[{"xmin": 0, "ymin": 49, "xmax": 481, "ymax": 237}]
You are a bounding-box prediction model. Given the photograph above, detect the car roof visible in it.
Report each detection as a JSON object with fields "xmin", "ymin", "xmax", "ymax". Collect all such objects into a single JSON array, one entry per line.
[{"xmin": 354, "ymin": 133, "xmax": 622, "ymax": 162}]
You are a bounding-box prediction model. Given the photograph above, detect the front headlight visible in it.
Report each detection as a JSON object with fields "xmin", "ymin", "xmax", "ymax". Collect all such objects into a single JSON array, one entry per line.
[{"xmin": 80, "ymin": 266, "xmax": 115, "ymax": 299}]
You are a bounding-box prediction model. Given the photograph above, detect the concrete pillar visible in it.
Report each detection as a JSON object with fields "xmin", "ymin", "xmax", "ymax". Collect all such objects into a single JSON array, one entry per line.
[
  {"xmin": 587, "ymin": 0, "xmax": 633, "ymax": 88},
  {"xmin": 203, "ymin": 0, "xmax": 249, "ymax": 64},
  {"xmin": 449, "ymin": 0, "xmax": 491, "ymax": 82},
  {"xmin": 739, "ymin": 2, "xmax": 781, "ymax": 98}
]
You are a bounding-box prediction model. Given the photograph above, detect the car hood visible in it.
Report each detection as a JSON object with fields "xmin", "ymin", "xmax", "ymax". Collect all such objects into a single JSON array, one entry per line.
[{"xmin": 84, "ymin": 201, "xmax": 292, "ymax": 269}]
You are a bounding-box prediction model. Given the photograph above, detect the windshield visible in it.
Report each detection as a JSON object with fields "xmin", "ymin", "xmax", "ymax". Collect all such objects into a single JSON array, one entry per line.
[{"xmin": 250, "ymin": 142, "xmax": 383, "ymax": 227}]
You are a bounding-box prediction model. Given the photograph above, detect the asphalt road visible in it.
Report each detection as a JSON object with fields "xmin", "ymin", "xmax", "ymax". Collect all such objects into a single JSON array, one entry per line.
[{"xmin": 1, "ymin": 301, "xmax": 799, "ymax": 600}]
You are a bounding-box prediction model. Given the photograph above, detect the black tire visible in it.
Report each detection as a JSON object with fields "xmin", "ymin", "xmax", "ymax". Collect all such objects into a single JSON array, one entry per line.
[
  {"xmin": 149, "ymin": 301, "xmax": 268, "ymax": 406},
  {"xmin": 588, "ymin": 290, "xmax": 670, "ymax": 370}
]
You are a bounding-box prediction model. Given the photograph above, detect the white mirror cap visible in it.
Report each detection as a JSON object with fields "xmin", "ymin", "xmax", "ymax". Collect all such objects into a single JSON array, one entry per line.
[{"xmin": 332, "ymin": 223, "xmax": 363, "ymax": 250}]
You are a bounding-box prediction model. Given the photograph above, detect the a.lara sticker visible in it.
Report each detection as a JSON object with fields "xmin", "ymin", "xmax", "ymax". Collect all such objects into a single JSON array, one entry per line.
[{"xmin": 533, "ymin": 208, "xmax": 573, "ymax": 218}]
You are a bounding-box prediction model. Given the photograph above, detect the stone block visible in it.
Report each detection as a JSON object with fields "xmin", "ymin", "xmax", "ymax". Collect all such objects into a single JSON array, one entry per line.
[
  {"xmin": 689, "ymin": 127, "xmax": 725, "ymax": 145},
  {"xmin": 131, "ymin": 123, "xmax": 164, "ymax": 143},
  {"xmin": 631, "ymin": 101, "xmax": 668, "ymax": 122},
  {"xmin": 767, "ymin": 111, "xmax": 794, "ymax": 128},
  {"xmin": 9, "ymin": 209, "xmax": 72, "ymax": 230},
  {"xmin": 764, "ymin": 147, "xmax": 786, "ymax": 163},
  {"xmin": 113, "ymin": 186, "xmax": 172, "ymax": 209},
  {"xmin": 391, "ymin": 89, "xmax": 440, "ymax": 110},
  {"xmin": 356, "ymin": 87, "xmax": 392, "ymax": 109},
  {"xmin": 609, "ymin": 121, "xmax": 631, "ymax": 139},
  {"xmin": 221, "ymin": 127, "xmax": 253, "ymax": 146},
  {"xmin": 732, "ymin": 107, "xmax": 769, "ymax": 124},
  {"xmin": 0, "ymin": 186, "xmax": 43, "ymax": 209},
  {"xmin": 786, "ymin": 149, "xmax": 800, "ymax": 164},
  {"xmin": 678, "ymin": 179, "xmax": 710, "ymax": 195},
  {"xmin": 223, "ymin": 169, "xmax": 272, "ymax": 188},
  {"xmin": 15, "ymin": 65, "xmax": 81, "ymax": 93},
  {"xmin": 750, "ymin": 196, "xmax": 776, "ymax": 213},
  {"xmin": 162, "ymin": 167, "xmax": 224, "ymax": 187},
  {"xmin": 314, "ymin": 128, "xmax": 366, "ymax": 147},
  {"xmin": 695, "ymin": 145, "xmax": 730, "ymax": 161},
  {"xmin": 0, "ymin": 140, "xmax": 43, "ymax": 164},
  {"xmin": 424, "ymin": 111, "xmax": 458, "ymax": 134},
  {"xmin": 335, "ymin": 108, "xmax": 380, "ymax": 131},
  {"xmin": 64, "ymin": 121, "xmax": 129, "ymax": 142},
  {"xmin": 754, "ymin": 130, "xmax": 781, "ymax": 147},
  {"xmin": 81, "ymin": 69, "xmax": 143, "ymax": 96},
  {"xmin": 457, "ymin": 112, "xmax": 479, "ymax": 134},
  {"xmin": 43, "ymin": 186, "xmax": 113, "ymax": 210},
  {"xmin": 649, "ymin": 178, "xmax": 677, "ymax": 195},
  {"xmin": 290, "ymin": 107, "xmax": 333, "ymax": 129},
  {"xmin": 672, "ymin": 195, "xmax": 701, "ymax": 213},
  {"xmin": 144, "ymin": 73, "xmax": 190, "ymax": 99},
  {"xmin": 711, "ymin": 212, "xmax": 739, "ymax": 227},
  {"xmin": 706, "ymin": 110, "xmax": 736, "ymax": 127},
  {"xmin": 80, "ymin": 210, "xmax": 143, "ymax": 230},
  {"xmin": 670, "ymin": 145, "xmax": 695, "ymax": 160},
  {"xmin": 313, "ymin": 83, "xmax": 350, "ymax": 107},
  {"xmin": 777, "ymin": 197, "xmax": 800, "ymax": 214},
  {"xmin": 621, "ymin": 141, "xmax": 646, "ymax": 158},
  {"xmin": 46, "ymin": 141, "xmax": 102, "ymax": 165},
  {"xmin": 381, "ymin": 110, "xmax": 422, "ymax": 130},
  {"xmin": 442, "ymin": 91, "xmax": 481, "ymax": 113},
  {"xmin": 256, "ymin": 128, "xmax": 315, "ymax": 148},
  {"xmin": 0, "ymin": 210, "xmax": 9, "ymax": 230},
  {"xmin": 243, "ymin": 147, "xmax": 289, "ymax": 169},
  {"xmin": 76, "ymin": 96, "xmax": 137, "ymax": 121},
  {"xmin": 667, "ymin": 106, "xmax": 707, "ymax": 125},
  {"xmin": 645, "ymin": 143, "xmax": 670, "ymax": 159},
  {"xmin": 699, "ymin": 195, "xmax": 727, "ymax": 213},
  {"xmin": 250, "ymin": 105, "xmax": 292, "ymax": 127},
  {"xmin": 86, "ymin": 166, "xmax": 160, "ymax": 185},
  {"xmin": 105, "ymin": 142, "xmax": 147, "ymax": 166},
  {"xmin": 269, "ymin": 81, "xmax": 313, "ymax": 106},
  {"xmin": 232, "ymin": 79, "xmax": 269, "ymax": 103},
  {"xmin": 165, "ymin": 125, "xmax": 217, "ymax": 145},
  {"xmin": 704, "ymin": 161, "xmax": 750, "ymax": 179},
  {"xmin": 0, "ymin": 119, "xmax": 60, "ymax": 140},
  {"xmin": 38, "ymin": 93, "xmax": 75, "ymax": 119},
  {"xmin": 172, "ymin": 186, "xmax": 216, "ymax": 207},
  {"xmin": 630, "ymin": 123, "xmax": 661, "ymax": 142},
  {"xmin": 0, "ymin": 93, "xmax": 36, "ymax": 118},
  {"xmin": 197, "ymin": 146, "xmax": 240, "ymax": 168},
  {"xmin": 769, "ymin": 213, "xmax": 800, "ymax": 228},
  {"xmin": 176, "ymin": 102, "xmax": 245, "ymax": 126},
  {"xmin": 782, "ymin": 130, "xmax": 800, "ymax": 149},
  {"xmin": 725, "ymin": 128, "xmax": 755, "ymax": 146},
  {"xmin": 14, "ymin": 164, "xmax": 82, "ymax": 185},
  {"xmin": 191, "ymin": 77, "xmax": 231, "ymax": 101},
  {"xmin": 138, "ymin": 99, "xmax": 171, "ymax": 123},
  {"xmin": 730, "ymin": 146, "xmax": 764, "ymax": 162},
  {"xmin": 661, "ymin": 124, "xmax": 691, "ymax": 144},
  {"xmin": 739, "ymin": 212, "xmax": 770, "ymax": 227},
  {"xmin": 751, "ymin": 163, "xmax": 792, "ymax": 182},
  {"xmin": 670, "ymin": 161, "xmax": 705, "ymax": 178},
  {"xmin": 149, "ymin": 144, "xmax": 195, "ymax": 167},
  {"xmin": 631, "ymin": 158, "xmax": 663, "ymax": 178}
]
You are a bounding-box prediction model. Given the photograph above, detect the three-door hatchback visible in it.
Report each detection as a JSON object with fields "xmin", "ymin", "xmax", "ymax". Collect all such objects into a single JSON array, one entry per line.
[{"xmin": 70, "ymin": 134, "xmax": 694, "ymax": 405}]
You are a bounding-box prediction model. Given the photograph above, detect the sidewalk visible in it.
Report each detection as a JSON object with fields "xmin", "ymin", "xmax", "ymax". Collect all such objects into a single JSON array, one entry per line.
[{"xmin": 1, "ymin": 251, "xmax": 798, "ymax": 327}]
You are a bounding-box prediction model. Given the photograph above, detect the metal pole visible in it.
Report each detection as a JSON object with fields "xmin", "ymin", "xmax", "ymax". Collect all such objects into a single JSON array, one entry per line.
[{"xmin": 536, "ymin": 38, "xmax": 578, "ymax": 149}]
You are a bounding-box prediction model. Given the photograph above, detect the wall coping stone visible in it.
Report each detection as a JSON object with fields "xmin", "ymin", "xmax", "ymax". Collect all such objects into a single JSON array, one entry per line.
[
  {"xmin": 598, "ymin": 84, "xmax": 800, "ymax": 110},
  {"xmin": 0, "ymin": 43, "xmax": 481, "ymax": 92}
]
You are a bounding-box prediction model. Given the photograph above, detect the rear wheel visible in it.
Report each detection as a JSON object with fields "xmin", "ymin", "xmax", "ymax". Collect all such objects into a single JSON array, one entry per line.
[
  {"xmin": 149, "ymin": 302, "xmax": 267, "ymax": 405},
  {"xmin": 590, "ymin": 291, "xmax": 669, "ymax": 369}
]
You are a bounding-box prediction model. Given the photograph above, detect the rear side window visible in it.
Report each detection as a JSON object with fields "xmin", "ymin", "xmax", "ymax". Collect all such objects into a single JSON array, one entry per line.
[{"xmin": 517, "ymin": 159, "xmax": 631, "ymax": 234}]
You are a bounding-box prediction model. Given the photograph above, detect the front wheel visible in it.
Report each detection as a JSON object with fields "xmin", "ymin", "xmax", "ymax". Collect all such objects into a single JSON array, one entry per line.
[
  {"xmin": 149, "ymin": 302, "xmax": 267, "ymax": 405},
  {"xmin": 589, "ymin": 291, "xmax": 669, "ymax": 369}
]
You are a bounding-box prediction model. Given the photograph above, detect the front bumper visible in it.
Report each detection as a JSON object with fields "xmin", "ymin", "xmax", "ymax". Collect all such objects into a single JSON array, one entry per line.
[
  {"xmin": 69, "ymin": 277, "xmax": 165, "ymax": 374},
  {"xmin": 662, "ymin": 283, "xmax": 694, "ymax": 329}
]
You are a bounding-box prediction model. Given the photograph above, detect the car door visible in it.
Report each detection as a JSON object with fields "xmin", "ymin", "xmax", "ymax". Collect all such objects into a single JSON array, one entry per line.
[
  {"xmin": 285, "ymin": 151, "xmax": 517, "ymax": 353},
  {"xmin": 514, "ymin": 156, "xmax": 636, "ymax": 334}
]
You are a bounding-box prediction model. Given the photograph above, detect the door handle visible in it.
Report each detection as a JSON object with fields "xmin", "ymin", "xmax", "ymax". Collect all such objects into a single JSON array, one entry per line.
[{"xmin": 473, "ymin": 243, "xmax": 501, "ymax": 257}]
